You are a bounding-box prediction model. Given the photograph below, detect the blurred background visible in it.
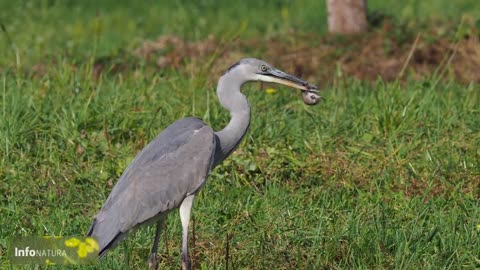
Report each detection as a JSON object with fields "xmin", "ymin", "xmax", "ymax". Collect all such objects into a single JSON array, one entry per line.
[
  {"xmin": 1, "ymin": 0, "xmax": 479, "ymax": 83},
  {"xmin": 0, "ymin": 1, "xmax": 479, "ymax": 269}
]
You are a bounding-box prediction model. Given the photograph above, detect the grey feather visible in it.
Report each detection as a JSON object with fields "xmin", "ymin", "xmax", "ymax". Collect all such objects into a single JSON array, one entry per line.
[{"xmin": 88, "ymin": 117, "xmax": 215, "ymax": 253}]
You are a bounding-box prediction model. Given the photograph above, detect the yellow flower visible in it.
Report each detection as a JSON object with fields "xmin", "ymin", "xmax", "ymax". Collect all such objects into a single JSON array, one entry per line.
[
  {"xmin": 64, "ymin": 237, "xmax": 100, "ymax": 259},
  {"xmin": 265, "ymin": 88, "xmax": 277, "ymax": 94},
  {"xmin": 85, "ymin": 237, "xmax": 99, "ymax": 252},
  {"xmin": 65, "ymin": 237, "xmax": 81, "ymax": 248},
  {"xmin": 477, "ymin": 223, "xmax": 480, "ymax": 231},
  {"xmin": 78, "ymin": 242, "xmax": 89, "ymax": 258},
  {"xmin": 77, "ymin": 238, "xmax": 99, "ymax": 258}
]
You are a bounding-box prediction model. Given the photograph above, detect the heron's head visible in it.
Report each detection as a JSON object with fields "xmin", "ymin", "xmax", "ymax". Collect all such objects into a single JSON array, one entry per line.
[{"xmin": 224, "ymin": 58, "xmax": 318, "ymax": 91}]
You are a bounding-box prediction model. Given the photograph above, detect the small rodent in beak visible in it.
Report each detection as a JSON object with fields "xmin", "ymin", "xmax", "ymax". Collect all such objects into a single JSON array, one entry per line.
[{"xmin": 302, "ymin": 91, "xmax": 322, "ymax": 105}]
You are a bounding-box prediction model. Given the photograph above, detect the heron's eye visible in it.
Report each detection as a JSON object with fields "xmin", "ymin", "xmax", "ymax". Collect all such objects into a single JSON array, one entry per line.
[{"xmin": 260, "ymin": 65, "xmax": 268, "ymax": 72}]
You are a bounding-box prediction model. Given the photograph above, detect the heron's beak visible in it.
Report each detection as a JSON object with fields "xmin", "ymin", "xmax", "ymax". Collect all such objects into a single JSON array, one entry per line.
[{"xmin": 257, "ymin": 68, "xmax": 318, "ymax": 92}]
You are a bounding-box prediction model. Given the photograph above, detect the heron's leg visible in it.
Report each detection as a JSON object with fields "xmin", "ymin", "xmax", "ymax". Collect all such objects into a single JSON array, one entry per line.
[
  {"xmin": 149, "ymin": 218, "xmax": 165, "ymax": 270},
  {"xmin": 180, "ymin": 195, "xmax": 195, "ymax": 270}
]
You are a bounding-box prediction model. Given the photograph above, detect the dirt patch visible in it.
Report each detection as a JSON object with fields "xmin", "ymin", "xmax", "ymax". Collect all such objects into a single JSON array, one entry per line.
[
  {"xmin": 134, "ymin": 34, "xmax": 218, "ymax": 68},
  {"xmin": 132, "ymin": 20, "xmax": 480, "ymax": 86}
]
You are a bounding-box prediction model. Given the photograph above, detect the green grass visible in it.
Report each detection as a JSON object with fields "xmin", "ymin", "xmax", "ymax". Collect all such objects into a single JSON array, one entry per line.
[{"xmin": 1, "ymin": 1, "xmax": 480, "ymax": 269}]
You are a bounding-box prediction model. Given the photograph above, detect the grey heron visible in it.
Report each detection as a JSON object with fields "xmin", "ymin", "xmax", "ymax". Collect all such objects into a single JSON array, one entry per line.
[{"xmin": 87, "ymin": 58, "xmax": 319, "ymax": 269}]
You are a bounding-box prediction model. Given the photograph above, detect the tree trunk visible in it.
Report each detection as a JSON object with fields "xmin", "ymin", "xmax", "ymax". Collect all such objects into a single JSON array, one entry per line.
[{"xmin": 327, "ymin": 0, "xmax": 367, "ymax": 34}]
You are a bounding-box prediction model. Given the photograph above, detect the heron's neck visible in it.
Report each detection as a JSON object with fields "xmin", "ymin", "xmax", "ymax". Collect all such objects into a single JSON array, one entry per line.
[{"xmin": 213, "ymin": 74, "xmax": 251, "ymax": 167}]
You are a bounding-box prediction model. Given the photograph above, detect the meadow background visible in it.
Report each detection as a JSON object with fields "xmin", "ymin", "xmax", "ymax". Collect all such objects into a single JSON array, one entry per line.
[{"xmin": 0, "ymin": 0, "xmax": 479, "ymax": 269}]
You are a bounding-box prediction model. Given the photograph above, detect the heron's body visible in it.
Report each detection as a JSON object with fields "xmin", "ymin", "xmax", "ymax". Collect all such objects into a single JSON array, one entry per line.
[
  {"xmin": 87, "ymin": 58, "xmax": 318, "ymax": 269},
  {"xmin": 88, "ymin": 117, "xmax": 215, "ymax": 255}
]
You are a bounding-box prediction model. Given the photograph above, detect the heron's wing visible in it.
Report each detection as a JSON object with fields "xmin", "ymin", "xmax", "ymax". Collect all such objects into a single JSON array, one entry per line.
[{"xmin": 87, "ymin": 117, "xmax": 215, "ymax": 254}]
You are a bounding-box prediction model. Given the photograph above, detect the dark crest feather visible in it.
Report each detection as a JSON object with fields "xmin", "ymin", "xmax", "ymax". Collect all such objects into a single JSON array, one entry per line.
[{"xmin": 223, "ymin": 61, "xmax": 241, "ymax": 75}]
